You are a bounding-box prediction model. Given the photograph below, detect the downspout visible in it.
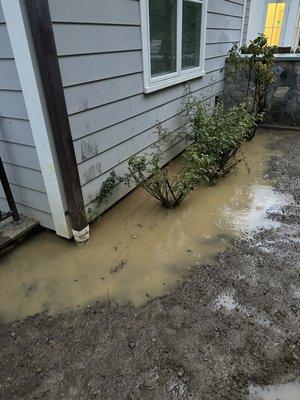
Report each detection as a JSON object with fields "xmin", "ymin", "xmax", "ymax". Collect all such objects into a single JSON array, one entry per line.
[{"xmin": 24, "ymin": 0, "xmax": 89, "ymax": 242}]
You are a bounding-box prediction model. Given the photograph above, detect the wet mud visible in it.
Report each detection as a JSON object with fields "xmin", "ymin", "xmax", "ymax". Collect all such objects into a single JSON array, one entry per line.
[
  {"xmin": 0, "ymin": 129, "xmax": 299, "ymax": 400},
  {"xmin": 0, "ymin": 132, "xmax": 293, "ymax": 321}
]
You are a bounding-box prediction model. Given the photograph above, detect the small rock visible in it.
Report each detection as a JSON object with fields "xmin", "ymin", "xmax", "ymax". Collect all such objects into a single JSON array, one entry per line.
[{"xmin": 110, "ymin": 259, "xmax": 128, "ymax": 274}]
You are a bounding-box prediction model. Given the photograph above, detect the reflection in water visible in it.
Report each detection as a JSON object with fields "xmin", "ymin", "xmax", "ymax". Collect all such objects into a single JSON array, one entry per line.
[
  {"xmin": 0, "ymin": 132, "xmax": 293, "ymax": 321},
  {"xmin": 249, "ymin": 381, "xmax": 300, "ymax": 400},
  {"xmin": 219, "ymin": 185, "xmax": 293, "ymax": 235}
]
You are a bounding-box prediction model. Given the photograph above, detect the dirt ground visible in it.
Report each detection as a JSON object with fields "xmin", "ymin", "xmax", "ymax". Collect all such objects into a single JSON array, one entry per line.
[{"xmin": 0, "ymin": 131, "xmax": 299, "ymax": 400}]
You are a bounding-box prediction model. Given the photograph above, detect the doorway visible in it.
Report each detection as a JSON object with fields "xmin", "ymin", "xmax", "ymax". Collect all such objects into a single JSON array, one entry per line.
[{"xmin": 263, "ymin": 2, "xmax": 286, "ymax": 45}]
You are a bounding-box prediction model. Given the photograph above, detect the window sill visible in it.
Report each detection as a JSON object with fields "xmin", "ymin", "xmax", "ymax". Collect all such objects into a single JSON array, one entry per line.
[{"xmin": 144, "ymin": 69, "xmax": 206, "ymax": 94}]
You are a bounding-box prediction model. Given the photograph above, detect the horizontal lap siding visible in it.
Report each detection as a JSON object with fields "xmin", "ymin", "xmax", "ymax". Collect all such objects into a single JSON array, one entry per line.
[
  {"xmin": 58, "ymin": 51, "xmax": 143, "ymax": 87},
  {"xmin": 0, "ymin": 59, "xmax": 21, "ymax": 90},
  {"xmin": 0, "ymin": 24, "xmax": 13, "ymax": 58},
  {"xmin": 0, "ymin": 118, "xmax": 34, "ymax": 146},
  {"xmin": 53, "ymin": 25, "xmax": 142, "ymax": 56},
  {"xmin": 73, "ymin": 70, "xmax": 224, "ymax": 159},
  {"xmin": 206, "ymin": 28, "xmax": 241, "ymax": 44},
  {"xmin": 0, "ymin": 90, "xmax": 28, "ymax": 119},
  {"xmin": 48, "ymin": 0, "xmax": 141, "ymax": 25},
  {"xmin": 49, "ymin": 0, "xmax": 244, "ymax": 211},
  {"xmin": 0, "ymin": 4, "xmax": 54, "ymax": 229}
]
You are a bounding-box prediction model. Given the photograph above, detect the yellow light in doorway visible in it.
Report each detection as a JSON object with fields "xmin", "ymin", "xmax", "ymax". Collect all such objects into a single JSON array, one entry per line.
[{"xmin": 264, "ymin": 2, "xmax": 286, "ymax": 46}]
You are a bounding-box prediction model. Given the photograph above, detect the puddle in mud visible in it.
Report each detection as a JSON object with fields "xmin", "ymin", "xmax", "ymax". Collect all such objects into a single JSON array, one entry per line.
[
  {"xmin": 249, "ymin": 381, "xmax": 300, "ymax": 399},
  {"xmin": 218, "ymin": 185, "xmax": 293, "ymax": 235},
  {"xmin": 213, "ymin": 292, "xmax": 239, "ymax": 311},
  {"xmin": 0, "ymin": 132, "xmax": 294, "ymax": 321},
  {"xmin": 212, "ymin": 291, "xmax": 275, "ymax": 329}
]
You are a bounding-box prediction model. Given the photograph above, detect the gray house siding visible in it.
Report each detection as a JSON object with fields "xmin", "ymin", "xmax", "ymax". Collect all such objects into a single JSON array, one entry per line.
[
  {"xmin": 0, "ymin": 3, "xmax": 54, "ymax": 229},
  {"xmin": 242, "ymin": 0, "xmax": 251, "ymax": 44},
  {"xmin": 48, "ymin": 0, "xmax": 245, "ymax": 216}
]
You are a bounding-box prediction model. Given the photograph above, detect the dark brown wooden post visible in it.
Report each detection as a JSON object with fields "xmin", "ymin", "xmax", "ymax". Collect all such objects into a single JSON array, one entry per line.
[
  {"xmin": 24, "ymin": 0, "xmax": 88, "ymax": 240},
  {"xmin": 0, "ymin": 157, "xmax": 20, "ymax": 222}
]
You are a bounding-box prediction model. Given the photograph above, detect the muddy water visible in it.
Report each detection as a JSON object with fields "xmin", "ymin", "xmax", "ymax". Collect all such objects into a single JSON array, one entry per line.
[
  {"xmin": 249, "ymin": 381, "xmax": 300, "ymax": 399},
  {"xmin": 0, "ymin": 132, "xmax": 293, "ymax": 321}
]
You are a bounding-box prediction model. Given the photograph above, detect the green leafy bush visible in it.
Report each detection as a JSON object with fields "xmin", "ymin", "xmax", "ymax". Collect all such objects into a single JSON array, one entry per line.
[
  {"xmin": 91, "ymin": 100, "xmax": 257, "ymax": 212},
  {"xmin": 185, "ymin": 100, "xmax": 257, "ymax": 184},
  {"xmin": 226, "ymin": 34, "xmax": 277, "ymax": 116},
  {"xmin": 122, "ymin": 126, "xmax": 195, "ymax": 208}
]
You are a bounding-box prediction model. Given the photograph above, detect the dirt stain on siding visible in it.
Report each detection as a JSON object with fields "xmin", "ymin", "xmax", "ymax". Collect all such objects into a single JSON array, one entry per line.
[{"xmin": 0, "ymin": 131, "xmax": 293, "ymax": 321}]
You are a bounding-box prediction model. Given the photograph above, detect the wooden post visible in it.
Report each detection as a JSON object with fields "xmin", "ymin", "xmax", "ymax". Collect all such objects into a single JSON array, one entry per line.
[{"xmin": 24, "ymin": 0, "xmax": 89, "ymax": 242}]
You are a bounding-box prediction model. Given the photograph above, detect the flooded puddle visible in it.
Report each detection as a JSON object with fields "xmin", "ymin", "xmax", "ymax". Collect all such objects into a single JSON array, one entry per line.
[
  {"xmin": 0, "ymin": 132, "xmax": 294, "ymax": 321},
  {"xmin": 249, "ymin": 381, "xmax": 300, "ymax": 399}
]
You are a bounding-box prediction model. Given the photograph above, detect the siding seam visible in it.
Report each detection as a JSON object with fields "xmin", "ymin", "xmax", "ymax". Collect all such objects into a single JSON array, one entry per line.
[
  {"xmin": 0, "ymin": 139, "xmax": 35, "ymax": 148},
  {"xmin": 207, "ymin": 11, "xmax": 243, "ymax": 19},
  {"xmin": 68, "ymin": 71, "xmax": 224, "ymax": 117},
  {"xmin": 58, "ymin": 48, "xmax": 142, "ymax": 58},
  {"xmin": 0, "ymin": 181, "xmax": 47, "ymax": 194},
  {"xmin": 2, "ymin": 159, "xmax": 41, "ymax": 172},
  {"xmin": 71, "ymin": 76, "xmax": 225, "ymax": 139},
  {"xmin": 0, "ymin": 199, "xmax": 52, "ymax": 215}
]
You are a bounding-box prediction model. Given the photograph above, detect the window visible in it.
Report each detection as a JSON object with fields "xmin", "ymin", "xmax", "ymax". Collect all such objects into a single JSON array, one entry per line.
[
  {"xmin": 140, "ymin": 0, "xmax": 207, "ymax": 93},
  {"xmin": 263, "ymin": 2, "xmax": 286, "ymax": 46}
]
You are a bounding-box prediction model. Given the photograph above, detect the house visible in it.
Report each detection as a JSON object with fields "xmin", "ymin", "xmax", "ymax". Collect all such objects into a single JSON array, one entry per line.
[
  {"xmin": 243, "ymin": 0, "xmax": 300, "ymax": 47},
  {"xmin": 0, "ymin": 0, "xmax": 246, "ymax": 242}
]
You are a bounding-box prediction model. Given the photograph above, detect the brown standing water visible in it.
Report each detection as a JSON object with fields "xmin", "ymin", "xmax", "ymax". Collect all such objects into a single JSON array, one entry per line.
[{"xmin": 0, "ymin": 132, "xmax": 293, "ymax": 322}]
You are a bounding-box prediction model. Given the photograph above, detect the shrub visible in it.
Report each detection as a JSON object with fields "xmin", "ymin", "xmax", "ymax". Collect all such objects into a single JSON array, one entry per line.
[
  {"xmin": 91, "ymin": 101, "xmax": 257, "ymax": 212},
  {"xmin": 226, "ymin": 34, "xmax": 277, "ymax": 115},
  {"xmin": 185, "ymin": 100, "xmax": 257, "ymax": 184},
  {"xmin": 122, "ymin": 125, "xmax": 195, "ymax": 208}
]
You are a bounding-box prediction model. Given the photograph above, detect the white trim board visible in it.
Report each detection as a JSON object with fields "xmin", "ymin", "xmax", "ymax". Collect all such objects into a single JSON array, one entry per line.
[
  {"xmin": 240, "ymin": 0, "xmax": 248, "ymax": 46},
  {"xmin": 1, "ymin": 0, "xmax": 72, "ymax": 238}
]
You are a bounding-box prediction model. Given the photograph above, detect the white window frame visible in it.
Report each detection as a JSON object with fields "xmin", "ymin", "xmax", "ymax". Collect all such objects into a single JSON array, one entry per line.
[{"xmin": 140, "ymin": 0, "xmax": 207, "ymax": 93}]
